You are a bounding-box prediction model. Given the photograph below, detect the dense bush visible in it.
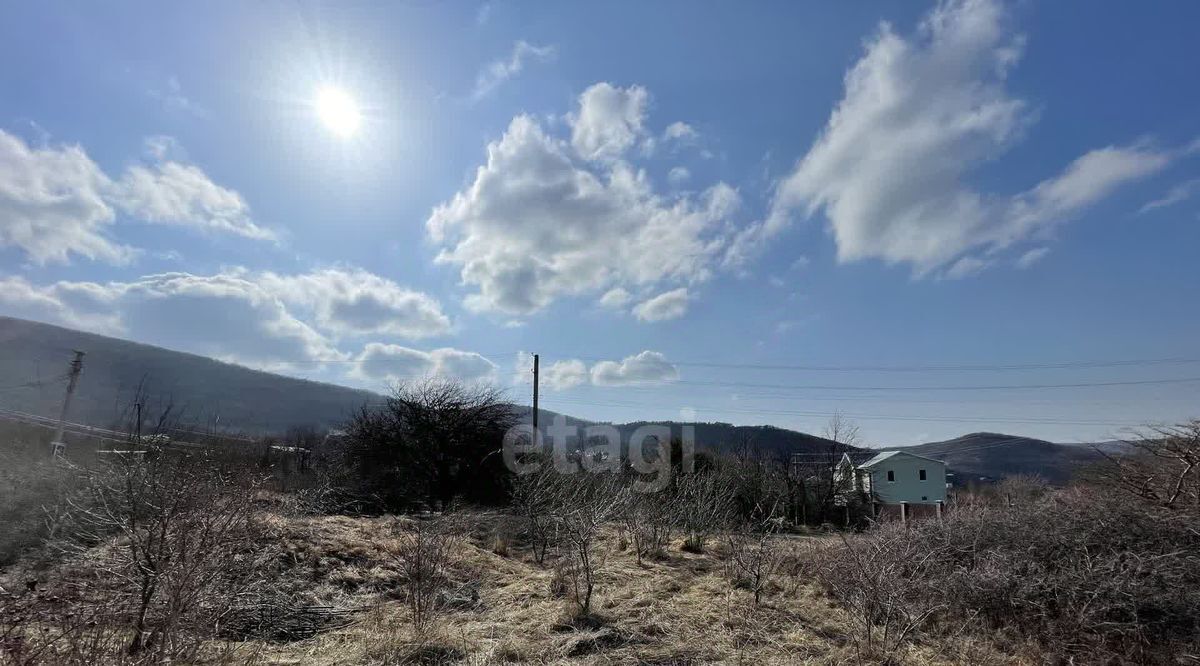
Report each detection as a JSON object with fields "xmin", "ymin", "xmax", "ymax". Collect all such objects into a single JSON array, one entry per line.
[
  {"xmin": 807, "ymin": 458, "xmax": 1200, "ymax": 662},
  {"xmin": 339, "ymin": 380, "xmax": 517, "ymax": 512}
]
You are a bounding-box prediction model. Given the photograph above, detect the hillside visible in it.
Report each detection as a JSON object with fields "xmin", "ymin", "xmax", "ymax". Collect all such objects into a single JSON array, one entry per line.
[
  {"xmin": 0, "ymin": 317, "xmax": 1107, "ymax": 478},
  {"xmin": 615, "ymin": 420, "xmax": 849, "ymax": 458},
  {"xmin": 901, "ymin": 432, "xmax": 1106, "ymax": 485},
  {"xmin": 0, "ymin": 316, "xmax": 379, "ymax": 434}
]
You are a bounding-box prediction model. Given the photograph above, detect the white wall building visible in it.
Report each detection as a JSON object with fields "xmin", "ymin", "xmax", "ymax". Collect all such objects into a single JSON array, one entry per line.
[{"xmin": 839, "ymin": 450, "xmax": 947, "ymax": 505}]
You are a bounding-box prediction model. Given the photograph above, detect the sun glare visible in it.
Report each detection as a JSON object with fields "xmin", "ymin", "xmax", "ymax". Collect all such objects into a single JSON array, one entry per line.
[{"xmin": 315, "ymin": 86, "xmax": 361, "ymax": 137}]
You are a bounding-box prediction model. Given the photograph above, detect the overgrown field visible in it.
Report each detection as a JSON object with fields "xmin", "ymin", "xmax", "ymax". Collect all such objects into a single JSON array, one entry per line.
[{"xmin": 3, "ymin": 501, "xmax": 1024, "ymax": 665}]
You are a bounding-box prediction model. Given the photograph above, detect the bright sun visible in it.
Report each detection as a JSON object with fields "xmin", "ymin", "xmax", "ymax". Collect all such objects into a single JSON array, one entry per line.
[{"xmin": 315, "ymin": 87, "xmax": 361, "ymax": 137}]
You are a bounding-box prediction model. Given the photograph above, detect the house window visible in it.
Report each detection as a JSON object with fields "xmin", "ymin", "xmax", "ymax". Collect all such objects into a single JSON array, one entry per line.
[
  {"xmin": 886, "ymin": 470, "xmax": 895, "ymax": 482},
  {"xmin": 919, "ymin": 469, "xmax": 927, "ymax": 481}
]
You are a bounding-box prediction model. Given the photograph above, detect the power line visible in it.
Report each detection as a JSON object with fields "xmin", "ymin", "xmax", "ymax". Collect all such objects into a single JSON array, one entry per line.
[
  {"xmin": 559, "ymin": 375, "xmax": 1200, "ymax": 393},
  {"xmin": 537, "ymin": 395, "xmax": 1147, "ymax": 427},
  {"xmin": 540, "ymin": 354, "xmax": 1200, "ymax": 373}
]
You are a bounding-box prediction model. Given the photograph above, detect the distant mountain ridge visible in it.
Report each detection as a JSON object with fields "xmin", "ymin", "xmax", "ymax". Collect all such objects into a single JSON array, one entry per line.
[
  {"xmin": 899, "ymin": 432, "xmax": 1107, "ymax": 485},
  {"xmin": 0, "ymin": 317, "xmax": 1114, "ymax": 480}
]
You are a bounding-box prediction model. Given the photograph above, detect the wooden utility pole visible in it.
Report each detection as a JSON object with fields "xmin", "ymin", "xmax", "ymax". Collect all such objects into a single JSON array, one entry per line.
[
  {"xmin": 134, "ymin": 401, "xmax": 143, "ymax": 443},
  {"xmin": 531, "ymin": 353, "xmax": 539, "ymax": 437},
  {"xmin": 50, "ymin": 350, "xmax": 85, "ymax": 459}
]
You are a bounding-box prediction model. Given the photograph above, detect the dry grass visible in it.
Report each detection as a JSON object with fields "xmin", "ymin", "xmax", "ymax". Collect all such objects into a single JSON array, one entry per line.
[
  {"xmin": 226, "ymin": 513, "xmax": 1020, "ymax": 665},
  {"xmin": 4, "ymin": 504, "xmax": 1022, "ymax": 665}
]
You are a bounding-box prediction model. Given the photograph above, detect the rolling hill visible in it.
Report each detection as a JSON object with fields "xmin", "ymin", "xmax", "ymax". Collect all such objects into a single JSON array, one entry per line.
[
  {"xmin": 900, "ymin": 432, "xmax": 1107, "ymax": 485},
  {"xmin": 0, "ymin": 316, "xmax": 1116, "ymax": 479}
]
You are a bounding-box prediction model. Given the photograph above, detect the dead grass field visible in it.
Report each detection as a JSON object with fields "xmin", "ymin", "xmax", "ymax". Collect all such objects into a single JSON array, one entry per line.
[
  {"xmin": 219, "ymin": 510, "xmax": 1021, "ymax": 666},
  {"xmin": 2, "ymin": 504, "xmax": 1029, "ymax": 665}
]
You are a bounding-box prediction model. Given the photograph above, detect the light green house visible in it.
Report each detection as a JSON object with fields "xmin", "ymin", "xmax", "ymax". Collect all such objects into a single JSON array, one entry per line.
[{"xmin": 838, "ymin": 450, "xmax": 947, "ymax": 506}]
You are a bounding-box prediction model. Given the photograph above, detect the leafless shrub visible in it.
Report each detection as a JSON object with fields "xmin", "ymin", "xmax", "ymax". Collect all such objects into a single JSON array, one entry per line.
[
  {"xmin": 807, "ymin": 452, "xmax": 1200, "ymax": 662},
  {"xmin": 54, "ymin": 452, "xmax": 267, "ymax": 659},
  {"xmin": 388, "ymin": 516, "xmax": 459, "ymax": 637},
  {"xmin": 724, "ymin": 517, "xmax": 785, "ymax": 606},
  {"xmin": 807, "ymin": 525, "xmax": 947, "ymax": 656},
  {"xmin": 553, "ymin": 474, "xmax": 627, "ymax": 615},
  {"xmin": 620, "ymin": 483, "xmax": 679, "ymax": 563},
  {"xmin": 675, "ymin": 471, "xmax": 733, "ymax": 553},
  {"xmin": 510, "ymin": 463, "xmax": 564, "ymax": 564}
]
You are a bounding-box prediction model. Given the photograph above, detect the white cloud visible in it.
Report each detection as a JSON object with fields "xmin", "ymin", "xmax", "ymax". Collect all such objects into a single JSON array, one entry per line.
[
  {"xmin": 1015, "ymin": 246, "xmax": 1049, "ymax": 269},
  {"xmin": 0, "ymin": 276, "xmax": 123, "ymax": 333},
  {"xmin": 598, "ymin": 287, "xmax": 631, "ymax": 308},
  {"xmin": 257, "ymin": 268, "xmax": 451, "ymax": 339},
  {"xmin": 355, "ymin": 343, "xmax": 497, "ymax": 384},
  {"xmin": 1139, "ymin": 178, "xmax": 1200, "ymax": 214},
  {"xmin": 632, "ymin": 287, "xmax": 690, "ymax": 322},
  {"xmin": 0, "ymin": 271, "xmax": 341, "ymax": 370},
  {"xmin": 113, "ymin": 161, "xmax": 275, "ymax": 241},
  {"xmin": 570, "ymin": 83, "xmax": 649, "ymax": 162},
  {"xmin": 0, "ymin": 129, "xmax": 269, "ymax": 264},
  {"xmin": 667, "ymin": 166, "xmax": 691, "ymax": 185},
  {"xmin": 427, "ymin": 104, "xmax": 739, "ymax": 315},
  {"xmin": 544, "ymin": 359, "xmax": 589, "ymax": 390},
  {"xmin": 0, "ymin": 130, "xmax": 132, "ymax": 264},
  {"xmin": 733, "ymin": 0, "xmax": 1172, "ymax": 275},
  {"xmin": 472, "ymin": 41, "xmax": 556, "ymax": 100},
  {"xmin": 591, "ymin": 350, "xmax": 679, "ymax": 386}
]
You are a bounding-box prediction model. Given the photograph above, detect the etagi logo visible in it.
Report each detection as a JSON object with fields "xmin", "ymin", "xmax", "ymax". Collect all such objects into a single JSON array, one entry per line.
[{"xmin": 502, "ymin": 414, "xmax": 695, "ymax": 493}]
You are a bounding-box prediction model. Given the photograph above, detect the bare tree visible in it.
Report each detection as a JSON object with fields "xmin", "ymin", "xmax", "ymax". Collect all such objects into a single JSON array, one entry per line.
[
  {"xmin": 1090, "ymin": 420, "xmax": 1200, "ymax": 512},
  {"xmin": 823, "ymin": 410, "xmax": 862, "ymax": 449}
]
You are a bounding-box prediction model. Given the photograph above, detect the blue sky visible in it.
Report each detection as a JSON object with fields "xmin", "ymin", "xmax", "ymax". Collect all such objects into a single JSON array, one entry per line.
[{"xmin": 2, "ymin": 0, "xmax": 1198, "ymax": 445}]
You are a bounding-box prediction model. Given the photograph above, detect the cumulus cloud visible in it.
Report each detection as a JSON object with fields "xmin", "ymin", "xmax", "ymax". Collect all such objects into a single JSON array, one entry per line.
[
  {"xmin": 257, "ymin": 268, "xmax": 451, "ymax": 339},
  {"xmin": 113, "ymin": 161, "xmax": 274, "ymax": 241},
  {"xmin": 355, "ymin": 343, "xmax": 498, "ymax": 384},
  {"xmin": 0, "ymin": 129, "xmax": 270, "ymax": 264},
  {"xmin": 0, "ymin": 130, "xmax": 132, "ymax": 264},
  {"xmin": 731, "ymin": 0, "xmax": 1173, "ymax": 276},
  {"xmin": 0, "ymin": 271, "xmax": 341, "ymax": 370},
  {"xmin": 591, "ymin": 350, "xmax": 679, "ymax": 386},
  {"xmin": 427, "ymin": 98, "xmax": 739, "ymax": 315},
  {"xmin": 0, "ymin": 276, "xmax": 123, "ymax": 333},
  {"xmin": 544, "ymin": 359, "xmax": 589, "ymax": 390},
  {"xmin": 570, "ymin": 83, "xmax": 649, "ymax": 162},
  {"xmin": 0, "ymin": 267, "xmax": 452, "ymax": 374},
  {"xmin": 513, "ymin": 350, "xmax": 679, "ymax": 390},
  {"xmin": 472, "ymin": 41, "xmax": 556, "ymax": 100},
  {"xmin": 667, "ymin": 166, "xmax": 691, "ymax": 185},
  {"xmin": 632, "ymin": 287, "xmax": 690, "ymax": 322}
]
